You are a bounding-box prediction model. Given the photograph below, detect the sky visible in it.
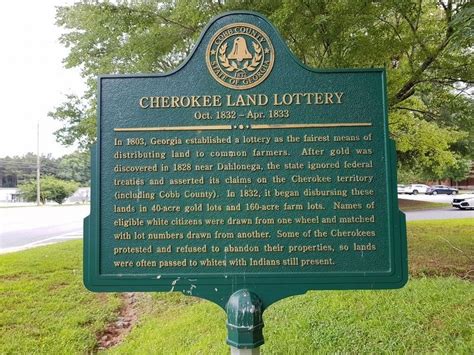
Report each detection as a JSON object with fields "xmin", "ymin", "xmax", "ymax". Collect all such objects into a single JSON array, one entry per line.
[{"xmin": 0, "ymin": 1, "xmax": 85, "ymax": 158}]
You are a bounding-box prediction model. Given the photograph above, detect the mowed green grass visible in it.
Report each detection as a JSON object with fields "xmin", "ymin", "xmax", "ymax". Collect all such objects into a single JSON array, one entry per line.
[
  {"xmin": 0, "ymin": 219, "xmax": 473, "ymax": 354},
  {"xmin": 408, "ymin": 219, "xmax": 474, "ymax": 279},
  {"xmin": 398, "ymin": 199, "xmax": 450, "ymax": 211},
  {"xmin": 108, "ymin": 277, "xmax": 473, "ymax": 354},
  {"xmin": 0, "ymin": 240, "xmax": 121, "ymax": 354}
]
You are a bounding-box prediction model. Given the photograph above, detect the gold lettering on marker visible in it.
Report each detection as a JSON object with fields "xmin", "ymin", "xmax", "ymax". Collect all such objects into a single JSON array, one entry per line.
[
  {"xmin": 139, "ymin": 97, "xmax": 149, "ymax": 108},
  {"xmin": 335, "ymin": 92, "xmax": 344, "ymax": 103},
  {"xmin": 138, "ymin": 92, "xmax": 344, "ymax": 109},
  {"xmin": 325, "ymin": 93, "xmax": 333, "ymax": 104},
  {"xmin": 315, "ymin": 93, "xmax": 324, "ymax": 104}
]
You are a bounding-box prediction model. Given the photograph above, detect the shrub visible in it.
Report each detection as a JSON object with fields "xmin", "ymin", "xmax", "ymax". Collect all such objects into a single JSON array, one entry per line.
[{"xmin": 18, "ymin": 176, "xmax": 79, "ymax": 204}]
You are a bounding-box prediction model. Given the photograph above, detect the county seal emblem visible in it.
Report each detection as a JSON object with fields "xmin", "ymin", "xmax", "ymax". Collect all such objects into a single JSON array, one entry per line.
[{"xmin": 206, "ymin": 23, "xmax": 274, "ymax": 90}]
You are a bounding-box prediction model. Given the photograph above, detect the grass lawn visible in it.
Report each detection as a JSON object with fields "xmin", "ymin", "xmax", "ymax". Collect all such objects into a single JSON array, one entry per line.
[
  {"xmin": 408, "ymin": 219, "xmax": 474, "ymax": 280},
  {"xmin": 0, "ymin": 240, "xmax": 121, "ymax": 354},
  {"xmin": 0, "ymin": 219, "xmax": 472, "ymax": 354},
  {"xmin": 107, "ymin": 277, "xmax": 473, "ymax": 354},
  {"xmin": 398, "ymin": 199, "xmax": 450, "ymax": 211}
]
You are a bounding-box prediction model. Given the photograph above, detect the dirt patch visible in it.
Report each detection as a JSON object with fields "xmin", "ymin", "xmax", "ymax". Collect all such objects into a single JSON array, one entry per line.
[
  {"xmin": 96, "ymin": 292, "xmax": 139, "ymax": 350},
  {"xmin": 409, "ymin": 256, "xmax": 474, "ymax": 281}
]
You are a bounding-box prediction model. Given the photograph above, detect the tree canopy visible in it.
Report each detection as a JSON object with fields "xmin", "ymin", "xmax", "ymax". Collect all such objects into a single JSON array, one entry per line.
[
  {"xmin": 50, "ymin": 0, "xmax": 473, "ymax": 181},
  {"xmin": 0, "ymin": 151, "xmax": 90, "ymax": 187},
  {"xmin": 0, "ymin": 153, "xmax": 59, "ymax": 187},
  {"xmin": 56, "ymin": 151, "xmax": 91, "ymax": 185}
]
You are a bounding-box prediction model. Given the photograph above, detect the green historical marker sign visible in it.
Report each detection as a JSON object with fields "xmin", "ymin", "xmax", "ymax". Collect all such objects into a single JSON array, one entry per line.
[{"xmin": 84, "ymin": 11, "xmax": 407, "ymax": 315}]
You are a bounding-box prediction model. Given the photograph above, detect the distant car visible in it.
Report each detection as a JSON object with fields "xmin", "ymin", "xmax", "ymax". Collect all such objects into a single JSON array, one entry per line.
[
  {"xmin": 397, "ymin": 184, "xmax": 407, "ymax": 194},
  {"xmin": 404, "ymin": 184, "xmax": 430, "ymax": 195},
  {"xmin": 426, "ymin": 185, "xmax": 458, "ymax": 195},
  {"xmin": 452, "ymin": 197, "xmax": 474, "ymax": 210}
]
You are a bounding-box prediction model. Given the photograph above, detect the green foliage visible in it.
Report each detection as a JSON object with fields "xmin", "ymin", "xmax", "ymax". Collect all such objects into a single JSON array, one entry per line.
[
  {"xmin": 57, "ymin": 151, "xmax": 91, "ymax": 185},
  {"xmin": 396, "ymin": 167, "xmax": 425, "ymax": 185},
  {"xmin": 0, "ymin": 240, "xmax": 121, "ymax": 354},
  {"xmin": 0, "ymin": 153, "xmax": 60, "ymax": 187},
  {"xmin": 418, "ymin": 86, "xmax": 474, "ymax": 158},
  {"xmin": 392, "ymin": 107, "xmax": 468, "ymax": 179},
  {"xmin": 50, "ymin": 0, "xmax": 473, "ymax": 180},
  {"xmin": 47, "ymin": 94, "xmax": 93, "ymax": 150},
  {"xmin": 18, "ymin": 176, "xmax": 79, "ymax": 204},
  {"xmin": 443, "ymin": 157, "xmax": 472, "ymax": 182},
  {"xmin": 0, "ymin": 151, "xmax": 90, "ymax": 187}
]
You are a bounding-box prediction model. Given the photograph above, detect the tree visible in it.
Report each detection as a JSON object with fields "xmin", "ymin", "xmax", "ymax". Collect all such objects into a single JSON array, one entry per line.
[
  {"xmin": 50, "ymin": 0, "xmax": 473, "ymax": 180},
  {"xmin": 443, "ymin": 158, "xmax": 471, "ymax": 185},
  {"xmin": 18, "ymin": 176, "xmax": 79, "ymax": 204},
  {"xmin": 0, "ymin": 151, "xmax": 90, "ymax": 187},
  {"xmin": 0, "ymin": 153, "xmax": 60, "ymax": 187},
  {"xmin": 57, "ymin": 151, "xmax": 91, "ymax": 186}
]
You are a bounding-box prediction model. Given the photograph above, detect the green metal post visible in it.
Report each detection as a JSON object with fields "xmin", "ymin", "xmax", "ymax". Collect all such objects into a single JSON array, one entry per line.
[{"xmin": 226, "ymin": 289, "xmax": 264, "ymax": 354}]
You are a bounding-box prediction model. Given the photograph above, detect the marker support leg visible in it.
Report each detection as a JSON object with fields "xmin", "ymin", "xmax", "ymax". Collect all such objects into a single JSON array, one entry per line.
[{"xmin": 226, "ymin": 289, "xmax": 264, "ymax": 354}]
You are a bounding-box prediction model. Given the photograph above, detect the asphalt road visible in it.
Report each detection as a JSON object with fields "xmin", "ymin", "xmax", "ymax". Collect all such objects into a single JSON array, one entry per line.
[
  {"xmin": 399, "ymin": 193, "xmax": 474, "ymax": 220},
  {"xmin": 0, "ymin": 205, "xmax": 89, "ymax": 253},
  {"xmin": 404, "ymin": 207, "xmax": 474, "ymax": 221},
  {"xmin": 1, "ymin": 198, "xmax": 472, "ymax": 253}
]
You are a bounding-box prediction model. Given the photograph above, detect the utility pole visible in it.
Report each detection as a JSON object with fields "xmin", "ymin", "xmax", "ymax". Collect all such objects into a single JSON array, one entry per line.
[{"xmin": 36, "ymin": 120, "xmax": 41, "ymax": 205}]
